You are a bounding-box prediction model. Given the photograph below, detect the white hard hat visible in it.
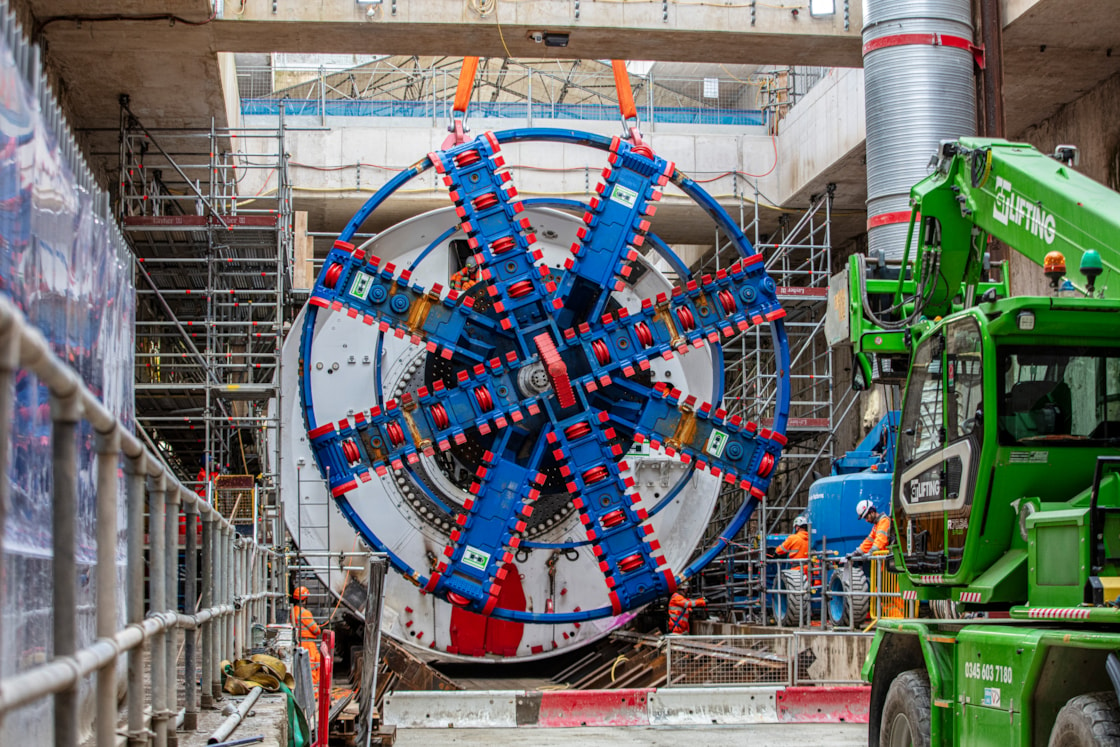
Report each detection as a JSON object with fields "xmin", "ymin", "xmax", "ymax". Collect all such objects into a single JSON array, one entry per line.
[
  {"xmin": 856, "ymin": 499, "xmax": 875, "ymax": 519},
  {"xmin": 792, "ymin": 515, "xmax": 809, "ymax": 530}
]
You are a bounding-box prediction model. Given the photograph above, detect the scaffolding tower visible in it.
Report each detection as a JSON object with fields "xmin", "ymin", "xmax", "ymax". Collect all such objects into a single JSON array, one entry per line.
[
  {"xmin": 118, "ymin": 100, "xmax": 294, "ymax": 530},
  {"xmin": 693, "ymin": 182, "xmax": 842, "ymax": 623}
]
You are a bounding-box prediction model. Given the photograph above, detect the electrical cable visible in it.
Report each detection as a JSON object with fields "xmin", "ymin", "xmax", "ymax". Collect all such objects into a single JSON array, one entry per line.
[
  {"xmin": 853, "ymin": 250, "xmax": 940, "ymax": 331},
  {"xmin": 490, "ymin": 0, "xmax": 515, "ymax": 58},
  {"xmin": 741, "ymin": 134, "xmax": 779, "ymax": 178},
  {"xmin": 468, "ymin": 0, "xmax": 498, "ymax": 15},
  {"xmin": 35, "ymin": 5, "xmax": 218, "ymax": 37}
]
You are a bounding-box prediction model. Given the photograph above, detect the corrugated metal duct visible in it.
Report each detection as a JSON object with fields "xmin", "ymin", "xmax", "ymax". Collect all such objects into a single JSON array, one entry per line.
[{"xmin": 863, "ymin": 0, "xmax": 977, "ymax": 260}]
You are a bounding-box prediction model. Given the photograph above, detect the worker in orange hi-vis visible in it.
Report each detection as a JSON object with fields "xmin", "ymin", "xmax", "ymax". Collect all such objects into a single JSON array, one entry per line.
[
  {"xmin": 852, "ymin": 499, "xmax": 892, "ymax": 559},
  {"xmin": 775, "ymin": 515, "xmax": 810, "ymax": 560},
  {"xmin": 666, "ymin": 584, "xmax": 706, "ymax": 634},
  {"xmin": 772, "ymin": 514, "xmax": 811, "ymax": 574},
  {"xmin": 194, "ymin": 455, "xmax": 220, "ymax": 498},
  {"xmin": 290, "ymin": 586, "xmax": 323, "ymax": 684},
  {"xmin": 449, "ymin": 255, "xmax": 479, "ymax": 292}
]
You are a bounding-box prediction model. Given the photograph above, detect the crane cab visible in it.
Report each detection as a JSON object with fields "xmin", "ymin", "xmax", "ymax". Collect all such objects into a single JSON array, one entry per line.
[{"xmin": 892, "ymin": 296, "xmax": 1120, "ymax": 606}]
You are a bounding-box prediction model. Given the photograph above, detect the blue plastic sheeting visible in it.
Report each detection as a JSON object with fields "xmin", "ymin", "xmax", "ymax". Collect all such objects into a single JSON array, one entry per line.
[
  {"xmin": 0, "ymin": 26, "xmax": 135, "ymax": 747},
  {"xmin": 241, "ymin": 98, "xmax": 767, "ymax": 127}
]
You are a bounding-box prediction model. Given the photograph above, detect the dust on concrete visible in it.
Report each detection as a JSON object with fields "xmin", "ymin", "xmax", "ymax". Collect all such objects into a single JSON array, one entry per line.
[
  {"xmin": 393, "ymin": 723, "xmax": 869, "ymax": 746},
  {"xmin": 176, "ymin": 691, "xmax": 290, "ymax": 747}
]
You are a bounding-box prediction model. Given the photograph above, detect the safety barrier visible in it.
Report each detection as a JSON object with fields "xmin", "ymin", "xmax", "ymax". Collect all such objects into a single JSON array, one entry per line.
[
  {"xmin": 242, "ymin": 97, "xmax": 768, "ymax": 127},
  {"xmin": 763, "ymin": 552, "xmax": 911, "ymax": 629},
  {"xmin": 869, "ymin": 552, "xmax": 918, "ymax": 621},
  {"xmin": 238, "ymin": 63, "xmax": 776, "ymax": 128},
  {"xmin": 666, "ymin": 634, "xmax": 793, "ymax": 687},
  {"xmin": 664, "ymin": 631, "xmax": 871, "ymax": 688},
  {"xmin": 0, "ymin": 294, "xmax": 283, "ymax": 747},
  {"xmin": 384, "ymin": 684, "xmax": 871, "ymax": 727}
]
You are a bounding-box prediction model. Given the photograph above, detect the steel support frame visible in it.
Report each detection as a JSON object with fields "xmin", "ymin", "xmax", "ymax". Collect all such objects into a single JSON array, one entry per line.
[{"xmin": 121, "ymin": 108, "xmax": 291, "ymax": 495}]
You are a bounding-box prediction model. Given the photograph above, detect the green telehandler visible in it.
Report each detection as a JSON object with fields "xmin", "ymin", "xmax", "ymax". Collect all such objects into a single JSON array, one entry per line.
[{"xmin": 837, "ymin": 137, "xmax": 1120, "ymax": 745}]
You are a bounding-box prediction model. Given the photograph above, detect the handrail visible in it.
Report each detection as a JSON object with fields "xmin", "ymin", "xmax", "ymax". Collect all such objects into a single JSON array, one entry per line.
[{"xmin": 0, "ymin": 294, "xmax": 282, "ymax": 747}]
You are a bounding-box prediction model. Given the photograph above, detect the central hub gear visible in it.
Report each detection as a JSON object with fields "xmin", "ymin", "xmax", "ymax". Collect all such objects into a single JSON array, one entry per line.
[{"xmin": 517, "ymin": 362, "xmax": 552, "ymax": 396}]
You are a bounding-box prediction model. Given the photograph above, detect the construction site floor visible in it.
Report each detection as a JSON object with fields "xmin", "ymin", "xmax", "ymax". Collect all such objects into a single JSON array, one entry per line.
[
  {"xmin": 177, "ymin": 691, "xmax": 289, "ymax": 747},
  {"xmin": 394, "ymin": 723, "xmax": 868, "ymax": 745}
]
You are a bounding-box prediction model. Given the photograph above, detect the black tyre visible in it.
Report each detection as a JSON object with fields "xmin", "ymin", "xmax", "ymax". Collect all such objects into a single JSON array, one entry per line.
[
  {"xmin": 828, "ymin": 563, "xmax": 870, "ymax": 627},
  {"xmin": 1048, "ymin": 692, "xmax": 1120, "ymax": 746},
  {"xmin": 774, "ymin": 568, "xmax": 811, "ymax": 627},
  {"xmin": 879, "ymin": 668, "xmax": 931, "ymax": 747}
]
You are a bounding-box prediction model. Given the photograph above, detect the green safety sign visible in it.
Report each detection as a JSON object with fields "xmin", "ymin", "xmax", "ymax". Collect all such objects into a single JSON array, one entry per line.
[
  {"xmin": 705, "ymin": 429, "xmax": 729, "ymax": 458},
  {"xmin": 349, "ymin": 272, "xmax": 374, "ymax": 300},
  {"xmin": 610, "ymin": 184, "xmax": 639, "ymax": 209},
  {"xmin": 462, "ymin": 545, "xmax": 491, "ymax": 571}
]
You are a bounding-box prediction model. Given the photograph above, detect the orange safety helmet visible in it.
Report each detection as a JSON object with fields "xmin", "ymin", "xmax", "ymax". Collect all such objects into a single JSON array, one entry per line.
[{"xmin": 293, "ymin": 586, "xmax": 310, "ymax": 602}]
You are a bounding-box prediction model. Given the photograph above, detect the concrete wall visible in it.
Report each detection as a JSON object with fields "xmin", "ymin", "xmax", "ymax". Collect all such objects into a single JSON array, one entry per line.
[
  {"xmin": 240, "ymin": 116, "xmax": 791, "ymax": 243},
  {"xmin": 240, "ymin": 70, "xmax": 871, "ymax": 243},
  {"xmin": 1005, "ymin": 70, "xmax": 1120, "ymax": 296},
  {"xmin": 1017, "ymin": 71, "xmax": 1120, "ymax": 187},
  {"xmin": 776, "ymin": 68, "xmax": 866, "ymax": 205}
]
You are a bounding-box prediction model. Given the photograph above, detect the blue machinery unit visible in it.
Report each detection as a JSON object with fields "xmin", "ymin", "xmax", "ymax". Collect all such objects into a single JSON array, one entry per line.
[
  {"xmin": 296, "ymin": 128, "xmax": 791, "ymax": 637},
  {"xmin": 707, "ymin": 413, "xmax": 898, "ymax": 626},
  {"xmin": 806, "ymin": 411, "xmax": 898, "ymax": 555}
]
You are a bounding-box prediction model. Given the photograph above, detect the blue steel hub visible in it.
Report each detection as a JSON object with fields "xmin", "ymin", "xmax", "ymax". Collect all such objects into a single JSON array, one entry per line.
[{"xmin": 300, "ymin": 127, "xmax": 792, "ymax": 623}]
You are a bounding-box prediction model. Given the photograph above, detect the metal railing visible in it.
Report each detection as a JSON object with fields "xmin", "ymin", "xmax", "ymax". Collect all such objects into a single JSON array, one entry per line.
[
  {"xmin": 0, "ymin": 294, "xmax": 283, "ymax": 747},
  {"xmin": 665, "ymin": 631, "xmax": 871, "ymax": 687},
  {"xmin": 701, "ymin": 545, "xmax": 911, "ymax": 629},
  {"xmin": 237, "ymin": 62, "xmax": 769, "ymax": 128},
  {"xmin": 869, "ymin": 552, "xmax": 918, "ymax": 621}
]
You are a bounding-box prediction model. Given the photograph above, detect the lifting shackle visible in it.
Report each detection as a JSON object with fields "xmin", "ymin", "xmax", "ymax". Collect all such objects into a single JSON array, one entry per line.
[
  {"xmin": 611, "ymin": 60, "xmax": 651, "ymax": 154},
  {"xmin": 444, "ymin": 56, "xmax": 480, "ymax": 148}
]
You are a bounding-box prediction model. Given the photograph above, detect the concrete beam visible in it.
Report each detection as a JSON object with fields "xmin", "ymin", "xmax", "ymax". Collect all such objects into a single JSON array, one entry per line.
[
  {"xmin": 1002, "ymin": 1, "xmax": 1120, "ymax": 136},
  {"xmin": 217, "ymin": 1, "xmax": 863, "ymax": 68}
]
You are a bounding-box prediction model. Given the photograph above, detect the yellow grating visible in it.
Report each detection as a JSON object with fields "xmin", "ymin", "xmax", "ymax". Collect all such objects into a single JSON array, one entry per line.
[{"xmin": 213, "ymin": 475, "xmax": 256, "ymax": 522}]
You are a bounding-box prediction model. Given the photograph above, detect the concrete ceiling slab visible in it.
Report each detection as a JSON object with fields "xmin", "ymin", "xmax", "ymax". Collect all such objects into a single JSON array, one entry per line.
[
  {"xmin": 1002, "ymin": 0, "xmax": 1120, "ymax": 136},
  {"xmin": 24, "ymin": 0, "xmax": 208, "ymax": 15},
  {"xmin": 12, "ymin": 0, "xmax": 1120, "ymax": 251}
]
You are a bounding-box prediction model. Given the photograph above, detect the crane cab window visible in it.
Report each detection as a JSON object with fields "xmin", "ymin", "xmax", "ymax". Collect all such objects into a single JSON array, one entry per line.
[
  {"xmin": 900, "ymin": 317, "xmax": 984, "ymax": 467},
  {"xmin": 946, "ymin": 322, "xmax": 984, "ymax": 442},
  {"xmin": 900, "ymin": 338, "xmax": 944, "ymax": 466},
  {"xmin": 997, "ymin": 346, "xmax": 1120, "ymax": 445},
  {"xmin": 896, "ymin": 317, "xmax": 983, "ymax": 575}
]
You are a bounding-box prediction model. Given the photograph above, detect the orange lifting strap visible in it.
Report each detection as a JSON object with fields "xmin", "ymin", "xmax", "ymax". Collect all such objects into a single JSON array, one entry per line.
[
  {"xmin": 611, "ymin": 60, "xmax": 651, "ymax": 153},
  {"xmin": 453, "ymin": 56, "xmax": 480, "ymax": 115},
  {"xmin": 610, "ymin": 60, "xmax": 638, "ymax": 122}
]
